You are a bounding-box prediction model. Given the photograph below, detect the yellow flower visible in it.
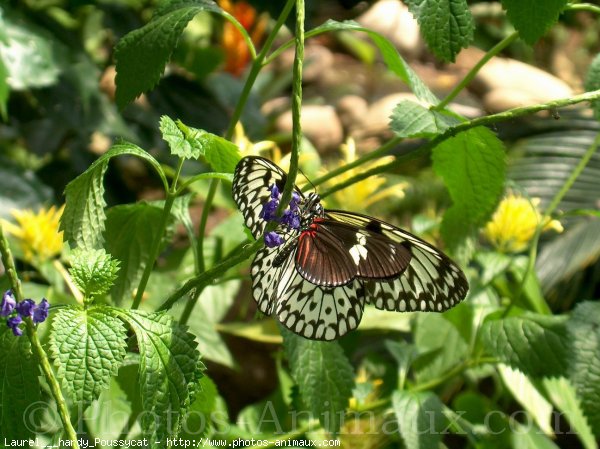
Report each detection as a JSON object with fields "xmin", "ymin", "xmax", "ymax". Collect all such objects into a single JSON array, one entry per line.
[
  {"xmin": 2, "ymin": 205, "xmax": 65, "ymax": 263},
  {"xmin": 322, "ymin": 139, "xmax": 406, "ymax": 210},
  {"xmin": 483, "ymin": 193, "xmax": 563, "ymax": 253}
]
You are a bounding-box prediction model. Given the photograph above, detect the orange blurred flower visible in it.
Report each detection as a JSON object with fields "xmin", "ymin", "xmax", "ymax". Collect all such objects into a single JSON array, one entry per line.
[{"xmin": 219, "ymin": 0, "xmax": 267, "ymax": 76}]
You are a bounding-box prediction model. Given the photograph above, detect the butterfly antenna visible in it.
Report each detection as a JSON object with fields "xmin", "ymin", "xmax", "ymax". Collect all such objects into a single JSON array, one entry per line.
[{"xmin": 298, "ymin": 167, "xmax": 317, "ymax": 193}]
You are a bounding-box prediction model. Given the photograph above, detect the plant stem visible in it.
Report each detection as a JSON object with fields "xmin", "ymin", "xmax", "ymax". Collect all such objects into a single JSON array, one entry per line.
[
  {"xmin": 565, "ymin": 3, "xmax": 600, "ymax": 14},
  {"xmin": 158, "ymin": 239, "xmax": 262, "ymax": 311},
  {"xmin": 26, "ymin": 320, "xmax": 80, "ymax": 448},
  {"xmin": 278, "ymin": 0, "xmax": 304, "ymax": 211},
  {"xmin": 506, "ymin": 132, "xmax": 600, "ymax": 316},
  {"xmin": 434, "ymin": 31, "xmax": 520, "ymax": 111},
  {"xmin": 0, "ymin": 224, "xmax": 24, "ymax": 302},
  {"xmin": 321, "ymin": 88, "xmax": 600, "ymax": 198},
  {"xmin": 225, "ymin": 0, "xmax": 296, "ymax": 140},
  {"xmin": 132, "ymin": 158, "xmax": 184, "ymax": 309},
  {"xmin": 53, "ymin": 259, "xmax": 84, "ymax": 304}
]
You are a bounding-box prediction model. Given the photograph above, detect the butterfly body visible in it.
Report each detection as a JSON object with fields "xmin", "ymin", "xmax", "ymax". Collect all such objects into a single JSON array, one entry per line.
[{"xmin": 233, "ymin": 156, "xmax": 468, "ymax": 340}]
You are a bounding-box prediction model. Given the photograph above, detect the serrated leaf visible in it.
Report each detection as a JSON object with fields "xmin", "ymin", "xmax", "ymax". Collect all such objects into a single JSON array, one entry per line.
[
  {"xmin": 501, "ymin": 0, "xmax": 567, "ymax": 45},
  {"xmin": 390, "ymin": 100, "xmax": 459, "ymax": 138},
  {"xmin": 160, "ymin": 116, "xmax": 200, "ymax": 159},
  {"xmin": 114, "ymin": 309, "xmax": 202, "ymax": 444},
  {"xmin": 114, "ymin": 0, "xmax": 222, "ymax": 108},
  {"xmin": 392, "ymin": 390, "xmax": 447, "ymax": 449},
  {"xmin": 541, "ymin": 377, "xmax": 597, "ymax": 449},
  {"xmin": 480, "ymin": 313, "xmax": 569, "ymax": 378},
  {"xmin": 585, "ymin": 53, "xmax": 600, "ymax": 120},
  {"xmin": 181, "ymin": 375, "xmax": 218, "ymax": 439},
  {"xmin": 69, "ymin": 248, "xmax": 120, "ymax": 298},
  {"xmin": 308, "ymin": 20, "xmax": 438, "ymax": 104},
  {"xmin": 405, "ymin": 0, "xmax": 474, "ymax": 62},
  {"xmin": 498, "ymin": 364, "xmax": 553, "ymax": 435},
  {"xmin": 432, "ymin": 127, "xmax": 506, "ymax": 247},
  {"xmin": 282, "ymin": 328, "xmax": 354, "ymax": 435},
  {"xmin": 50, "ymin": 306, "xmax": 127, "ymax": 404},
  {"xmin": 0, "ymin": 327, "xmax": 41, "ymax": 440},
  {"xmin": 104, "ymin": 202, "xmax": 172, "ymax": 304},
  {"xmin": 566, "ymin": 301, "xmax": 600, "ymax": 437},
  {"xmin": 61, "ymin": 143, "xmax": 165, "ymax": 250}
]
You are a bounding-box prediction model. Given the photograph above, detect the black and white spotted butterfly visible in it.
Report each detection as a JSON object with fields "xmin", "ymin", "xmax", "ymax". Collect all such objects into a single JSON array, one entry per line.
[{"xmin": 233, "ymin": 156, "xmax": 468, "ymax": 341}]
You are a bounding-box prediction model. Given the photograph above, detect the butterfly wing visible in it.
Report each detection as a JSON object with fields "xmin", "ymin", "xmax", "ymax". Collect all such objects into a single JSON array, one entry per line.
[
  {"xmin": 251, "ymin": 242, "xmax": 365, "ymax": 340},
  {"xmin": 232, "ymin": 156, "xmax": 304, "ymax": 239},
  {"xmin": 295, "ymin": 217, "xmax": 412, "ymax": 286},
  {"xmin": 324, "ymin": 210, "xmax": 469, "ymax": 312}
]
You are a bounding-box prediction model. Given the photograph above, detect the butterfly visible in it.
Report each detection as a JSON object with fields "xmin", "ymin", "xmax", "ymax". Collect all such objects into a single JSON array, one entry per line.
[{"xmin": 232, "ymin": 156, "xmax": 468, "ymax": 341}]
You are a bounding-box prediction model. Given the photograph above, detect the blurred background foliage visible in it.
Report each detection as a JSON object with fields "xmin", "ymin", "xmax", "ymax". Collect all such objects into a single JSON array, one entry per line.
[{"xmin": 1, "ymin": 0, "xmax": 600, "ymax": 446}]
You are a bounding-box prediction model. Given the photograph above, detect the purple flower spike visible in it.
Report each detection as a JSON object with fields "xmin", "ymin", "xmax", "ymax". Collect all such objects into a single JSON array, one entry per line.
[
  {"xmin": 270, "ymin": 184, "xmax": 280, "ymax": 199},
  {"xmin": 264, "ymin": 231, "xmax": 284, "ymax": 248},
  {"xmin": 281, "ymin": 209, "xmax": 301, "ymax": 230},
  {"xmin": 260, "ymin": 200, "xmax": 279, "ymax": 222},
  {"xmin": 1, "ymin": 290, "xmax": 16, "ymax": 317},
  {"xmin": 290, "ymin": 192, "xmax": 301, "ymax": 212},
  {"xmin": 7, "ymin": 315, "xmax": 23, "ymax": 337},
  {"xmin": 33, "ymin": 298, "xmax": 50, "ymax": 324},
  {"xmin": 16, "ymin": 299, "xmax": 35, "ymax": 318}
]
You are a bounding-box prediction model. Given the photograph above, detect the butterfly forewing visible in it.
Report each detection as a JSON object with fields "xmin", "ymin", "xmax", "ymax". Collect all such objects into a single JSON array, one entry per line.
[
  {"xmin": 325, "ymin": 210, "xmax": 469, "ymax": 312},
  {"xmin": 232, "ymin": 156, "xmax": 304, "ymax": 239}
]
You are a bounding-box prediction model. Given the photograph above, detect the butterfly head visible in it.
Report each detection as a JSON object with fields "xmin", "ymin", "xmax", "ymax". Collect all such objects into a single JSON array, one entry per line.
[{"xmin": 300, "ymin": 192, "xmax": 324, "ymax": 229}]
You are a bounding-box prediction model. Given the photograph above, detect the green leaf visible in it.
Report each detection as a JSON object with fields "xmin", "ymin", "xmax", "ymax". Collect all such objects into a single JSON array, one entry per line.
[
  {"xmin": 61, "ymin": 143, "xmax": 166, "ymax": 250},
  {"xmin": 0, "ymin": 11, "xmax": 65, "ymax": 90},
  {"xmin": 566, "ymin": 301, "xmax": 600, "ymax": 437},
  {"xmin": 307, "ymin": 20, "xmax": 438, "ymax": 104},
  {"xmin": 480, "ymin": 313, "xmax": 569, "ymax": 377},
  {"xmin": 50, "ymin": 306, "xmax": 127, "ymax": 404},
  {"xmin": 541, "ymin": 377, "xmax": 597, "ymax": 449},
  {"xmin": 184, "ymin": 126, "xmax": 241, "ymax": 173},
  {"xmin": 392, "ymin": 390, "xmax": 447, "ymax": 449},
  {"xmin": 386, "ymin": 341, "xmax": 419, "ymax": 390},
  {"xmin": 69, "ymin": 248, "xmax": 120, "ymax": 298},
  {"xmin": 114, "ymin": 0, "xmax": 222, "ymax": 108},
  {"xmin": 104, "ymin": 202, "xmax": 172, "ymax": 304},
  {"xmin": 404, "ymin": 0, "xmax": 474, "ymax": 62},
  {"xmin": 0, "ymin": 327, "xmax": 41, "ymax": 440},
  {"xmin": 84, "ymin": 375, "xmax": 132, "ymax": 440},
  {"xmin": 390, "ymin": 100, "xmax": 459, "ymax": 138},
  {"xmin": 160, "ymin": 115, "xmax": 200, "ymax": 159},
  {"xmin": 500, "ymin": 0, "xmax": 568, "ymax": 44},
  {"xmin": 282, "ymin": 329, "xmax": 354, "ymax": 435},
  {"xmin": 413, "ymin": 313, "xmax": 468, "ymax": 383},
  {"xmin": 498, "ymin": 364, "xmax": 553, "ymax": 435},
  {"xmin": 585, "ymin": 53, "xmax": 600, "ymax": 120},
  {"xmin": 180, "ymin": 375, "xmax": 218, "ymax": 439},
  {"xmin": 113, "ymin": 309, "xmax": 202, "ymax": 445},
  {"xmin": 432, "ymin": 127, "xmax": 506, "ymax": 247},
  {"xmin": 0, "ymin": 56, "xmax": 8, "ymax": 120}
]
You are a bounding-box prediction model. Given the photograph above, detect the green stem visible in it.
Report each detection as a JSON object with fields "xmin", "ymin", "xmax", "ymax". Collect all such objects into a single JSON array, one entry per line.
[
  {"xmin": 307, "ymin": 136, "xmax": 402, "ymax": 190},
  {"xmin": 278, "ymin": 0, "xmax": 304, "ymax": 211},
  {"xmin": 434, "ymin": 31, "xmax": 520, "ymax": 111},
  {"xmin": 0, "ymin": 224, "xmax": 24, "ymax": 302},
  {"xmin": 321, "ymin": 88, "xmax": 600, "ymax": 198},
  {"xmin": 221, "ymin": 10, "xmax": 257, "ymax": 60},
  {"xmin": 505, "ymin": 132, "xmax": 600, "ymax": 316},
  {"xmin": 565, "ymin": 3, "xmax": 600, "ymax": 14},
  {"xmin": 225, "ymin": 0, "xmax": 296, "ymax": 140},
  {"xmin": 132, "ymin": 158, "xmax": 184, "ymax": 309},
  {"xmin": 26, "ymin": 321, "xmax": 80, "ymax": 447},
  {"xmin": 158, "ymin": 239, "xmax": 262, "ymax": 311}
]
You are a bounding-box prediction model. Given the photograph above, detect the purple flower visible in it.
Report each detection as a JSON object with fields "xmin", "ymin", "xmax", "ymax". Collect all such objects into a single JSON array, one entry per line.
[
  {"xmin": 264, "ymin": 231, "xmax": 284, "ymax": 248},
  {"xmin": 270, "ymin": 184, "xmax": 280, "ymax": 199},
  {"xmin": 16, "ymin": 299, "xmax": 35, "ymax": 318},
  {"xmin": 1, "ymin": 290, "xmax": 16, "ymax": 317},
  {"xmin": 260, "ymin": 199, "xmax": 279, "ymax": 222},
  {"xmin": 290, "ymin": 192, "xmax": 301, "ymax": 212},
  {"xmin": 33, "ymin": 298, "xmax": 50, "ymax": 324},
  {"xmin": 7, "ymin": 315, "xmax": 23, "ymax": 337},
  {"xmin": 281, "ymin": 209, "xmax": 301, "ymax": 230}
]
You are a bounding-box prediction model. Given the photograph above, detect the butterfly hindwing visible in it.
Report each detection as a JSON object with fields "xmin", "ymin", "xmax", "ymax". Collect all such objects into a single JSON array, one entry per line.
[{"xmin": 252, "ymin": 242, "xmax": 365, "ymax": 340}]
